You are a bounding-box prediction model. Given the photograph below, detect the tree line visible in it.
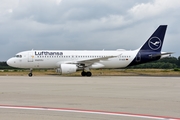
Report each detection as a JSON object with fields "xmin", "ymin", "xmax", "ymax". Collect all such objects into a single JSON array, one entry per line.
[
  {"xmin": 128, "ymin": 56, "xmax": 180, "ymax": 69},
  {"xmin": 0, "ymin": 56, "xmax": 180, "ymax": 69}
]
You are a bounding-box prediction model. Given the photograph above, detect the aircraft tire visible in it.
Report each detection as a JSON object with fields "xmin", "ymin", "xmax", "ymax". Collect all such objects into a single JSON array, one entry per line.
[
  {"xmin": 28, "ymin": 73, "xmax": 33, "ymax": 77},
  {"xmin": 81, "ymin": 71, "xmax": 86, "ymax": 76},
  {"xmin": 86, "ymin": 71, "xmax": 92, "ymax": 77}
]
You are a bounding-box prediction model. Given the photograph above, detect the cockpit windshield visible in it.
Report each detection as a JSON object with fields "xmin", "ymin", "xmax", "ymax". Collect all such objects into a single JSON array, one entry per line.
[{"xmin": 15, "ymin": 55, "xmax": 22, "ymax": 58}]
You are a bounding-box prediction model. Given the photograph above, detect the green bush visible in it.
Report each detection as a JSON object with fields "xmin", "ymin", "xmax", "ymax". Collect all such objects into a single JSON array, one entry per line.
[
  {"xmin": 4, "ymin": 70, "xmax": 8, "ymax": 72},
  {"xmin": 173, "ymin": 68, "xmax": 180, "ymax": 71}
]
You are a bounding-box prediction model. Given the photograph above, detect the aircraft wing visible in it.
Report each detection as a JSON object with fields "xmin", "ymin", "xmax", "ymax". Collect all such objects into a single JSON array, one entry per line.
[
  {"xmin": 65, "ymin": 55, "xmax": 117, "ymax": 66},
  {"xmin": 78, "ymin": 56, "xmax": 116, "ymax": 65}
]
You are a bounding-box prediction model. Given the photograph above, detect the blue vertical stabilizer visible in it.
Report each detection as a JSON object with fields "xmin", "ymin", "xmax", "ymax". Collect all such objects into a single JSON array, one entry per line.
[{"xmin": 128, "ymin": 25, "xmax": 167, "ymax": 66}]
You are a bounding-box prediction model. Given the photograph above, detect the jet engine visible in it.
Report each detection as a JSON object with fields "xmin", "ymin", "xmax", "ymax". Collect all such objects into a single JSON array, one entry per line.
[{"xmin": 56, "ymin": 64, "xmax": 77, "ymax": 74}]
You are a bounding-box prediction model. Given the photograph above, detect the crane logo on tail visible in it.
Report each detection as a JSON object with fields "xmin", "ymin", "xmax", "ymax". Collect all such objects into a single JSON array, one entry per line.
[{"xmin": 148, "ymin": 37, "xmax": 162, "ymax": 50}]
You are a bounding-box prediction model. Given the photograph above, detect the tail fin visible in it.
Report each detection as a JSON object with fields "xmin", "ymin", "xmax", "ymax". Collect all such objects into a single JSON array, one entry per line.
[
  {"xmin": 128, "ymin": 25, "xmax": 168, "ymax": 67},
  {"xmin": 139, "ymin": 25, "xmax": 167, "ymax": 52}
]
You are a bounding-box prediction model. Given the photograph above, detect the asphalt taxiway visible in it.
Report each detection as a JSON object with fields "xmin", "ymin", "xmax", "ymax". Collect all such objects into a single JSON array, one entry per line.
[{"xmin": 0, "ymin": 76, "xmax": 179, "ymax": 120}]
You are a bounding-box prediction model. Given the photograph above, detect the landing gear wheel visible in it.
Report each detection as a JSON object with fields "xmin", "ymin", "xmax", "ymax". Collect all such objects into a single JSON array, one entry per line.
[
  {"xmin": 81, "ymin": 71, "xmax": 92, "ymax": 77},
  {"xmin": 86, "ymin": 71, "xmax": 92, "ymax": 77},
  {"xmin": 81, "ymin": 71, "xmax": 87, "ymax": 76},
  {"xmin": 28, "ymin": 73, "xmax": 33, "ymax": 77}
]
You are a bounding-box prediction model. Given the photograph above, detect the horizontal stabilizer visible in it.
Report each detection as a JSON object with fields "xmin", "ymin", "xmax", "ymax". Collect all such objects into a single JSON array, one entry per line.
[{"xmin": 149, "ymin": 52, "xmax": 173, "ymax": 58}]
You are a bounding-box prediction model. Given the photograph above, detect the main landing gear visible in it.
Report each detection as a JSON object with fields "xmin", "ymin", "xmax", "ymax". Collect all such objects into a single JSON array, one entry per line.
[
  {"xmin": 28, "ymin": 69, "xmax": 33, "ymax": 77},
  {"xmin": 81, "ymin": 71, "xmax": 92, "ymax": 77}
]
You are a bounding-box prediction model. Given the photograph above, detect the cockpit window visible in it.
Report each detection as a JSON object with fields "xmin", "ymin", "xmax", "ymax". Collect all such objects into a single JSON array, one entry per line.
[{"xmin": 15, "ymin": 55, "xmax": 22, "ymax": 58}]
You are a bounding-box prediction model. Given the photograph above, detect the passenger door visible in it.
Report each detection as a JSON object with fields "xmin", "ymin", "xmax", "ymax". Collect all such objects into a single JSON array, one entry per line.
[{"xmin": 28, "ymin": 51, "xmax": 34, "ymax": 62}]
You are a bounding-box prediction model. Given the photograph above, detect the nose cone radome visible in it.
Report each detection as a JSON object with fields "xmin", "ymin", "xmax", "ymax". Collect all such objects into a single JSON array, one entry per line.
[{"xmin": 7, "ymin": 58, "xmax": 15, "ymax": 67}]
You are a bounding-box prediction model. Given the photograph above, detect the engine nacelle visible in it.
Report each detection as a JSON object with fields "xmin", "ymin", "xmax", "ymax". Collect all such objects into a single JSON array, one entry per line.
[{"xmin": 56, "ymin": 64, "xmax": 77, "ymax": 74}]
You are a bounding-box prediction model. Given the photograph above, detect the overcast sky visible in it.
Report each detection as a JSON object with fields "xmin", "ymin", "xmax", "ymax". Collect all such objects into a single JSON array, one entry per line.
[{"xmin": 1, "ymin": 0, "xmax": 180, "ymax": 61}]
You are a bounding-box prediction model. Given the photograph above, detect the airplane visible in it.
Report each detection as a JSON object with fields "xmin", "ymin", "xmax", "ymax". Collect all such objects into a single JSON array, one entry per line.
[{"xmin": 7, "ymin": 25, "xmax": 172, "ymax": 77}]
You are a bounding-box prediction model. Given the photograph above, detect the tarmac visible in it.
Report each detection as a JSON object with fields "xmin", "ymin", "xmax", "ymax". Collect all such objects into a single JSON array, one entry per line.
[{"xmin": 0, "ymin": 76, "xmax": 179, "ymax": 120}]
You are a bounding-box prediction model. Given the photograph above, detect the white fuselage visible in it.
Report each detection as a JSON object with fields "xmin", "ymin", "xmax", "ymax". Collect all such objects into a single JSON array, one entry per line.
[{"xmin": 7, "ymin": 50, "xmax": 138, "ymax": 69}]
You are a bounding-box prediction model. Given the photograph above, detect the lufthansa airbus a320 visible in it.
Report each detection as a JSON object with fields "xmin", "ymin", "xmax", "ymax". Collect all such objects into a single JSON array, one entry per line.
[{"xmin": 7, "ymin": 25, "xmax": 172, "ymax": 77}]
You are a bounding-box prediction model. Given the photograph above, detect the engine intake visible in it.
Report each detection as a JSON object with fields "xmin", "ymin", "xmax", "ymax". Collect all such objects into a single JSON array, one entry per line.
[{"xmin": 56, "ymin": 64, "xmax": 77, "ymax": 74}]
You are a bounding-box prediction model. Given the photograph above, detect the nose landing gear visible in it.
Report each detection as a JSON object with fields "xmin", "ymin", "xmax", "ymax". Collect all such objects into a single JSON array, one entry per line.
[
  {"xmin": 28, "ymin": 73, "xmax": 33, "ymax": 77},
  {"xmin": 28, "ymin": 69, "xmax": 33, "ymax": 77}
]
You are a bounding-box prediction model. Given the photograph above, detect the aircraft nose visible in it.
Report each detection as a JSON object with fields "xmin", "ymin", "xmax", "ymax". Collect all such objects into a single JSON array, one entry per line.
[{"xmin": 7, "ymin": 58, "xmax": 15, "ymax": 67}]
